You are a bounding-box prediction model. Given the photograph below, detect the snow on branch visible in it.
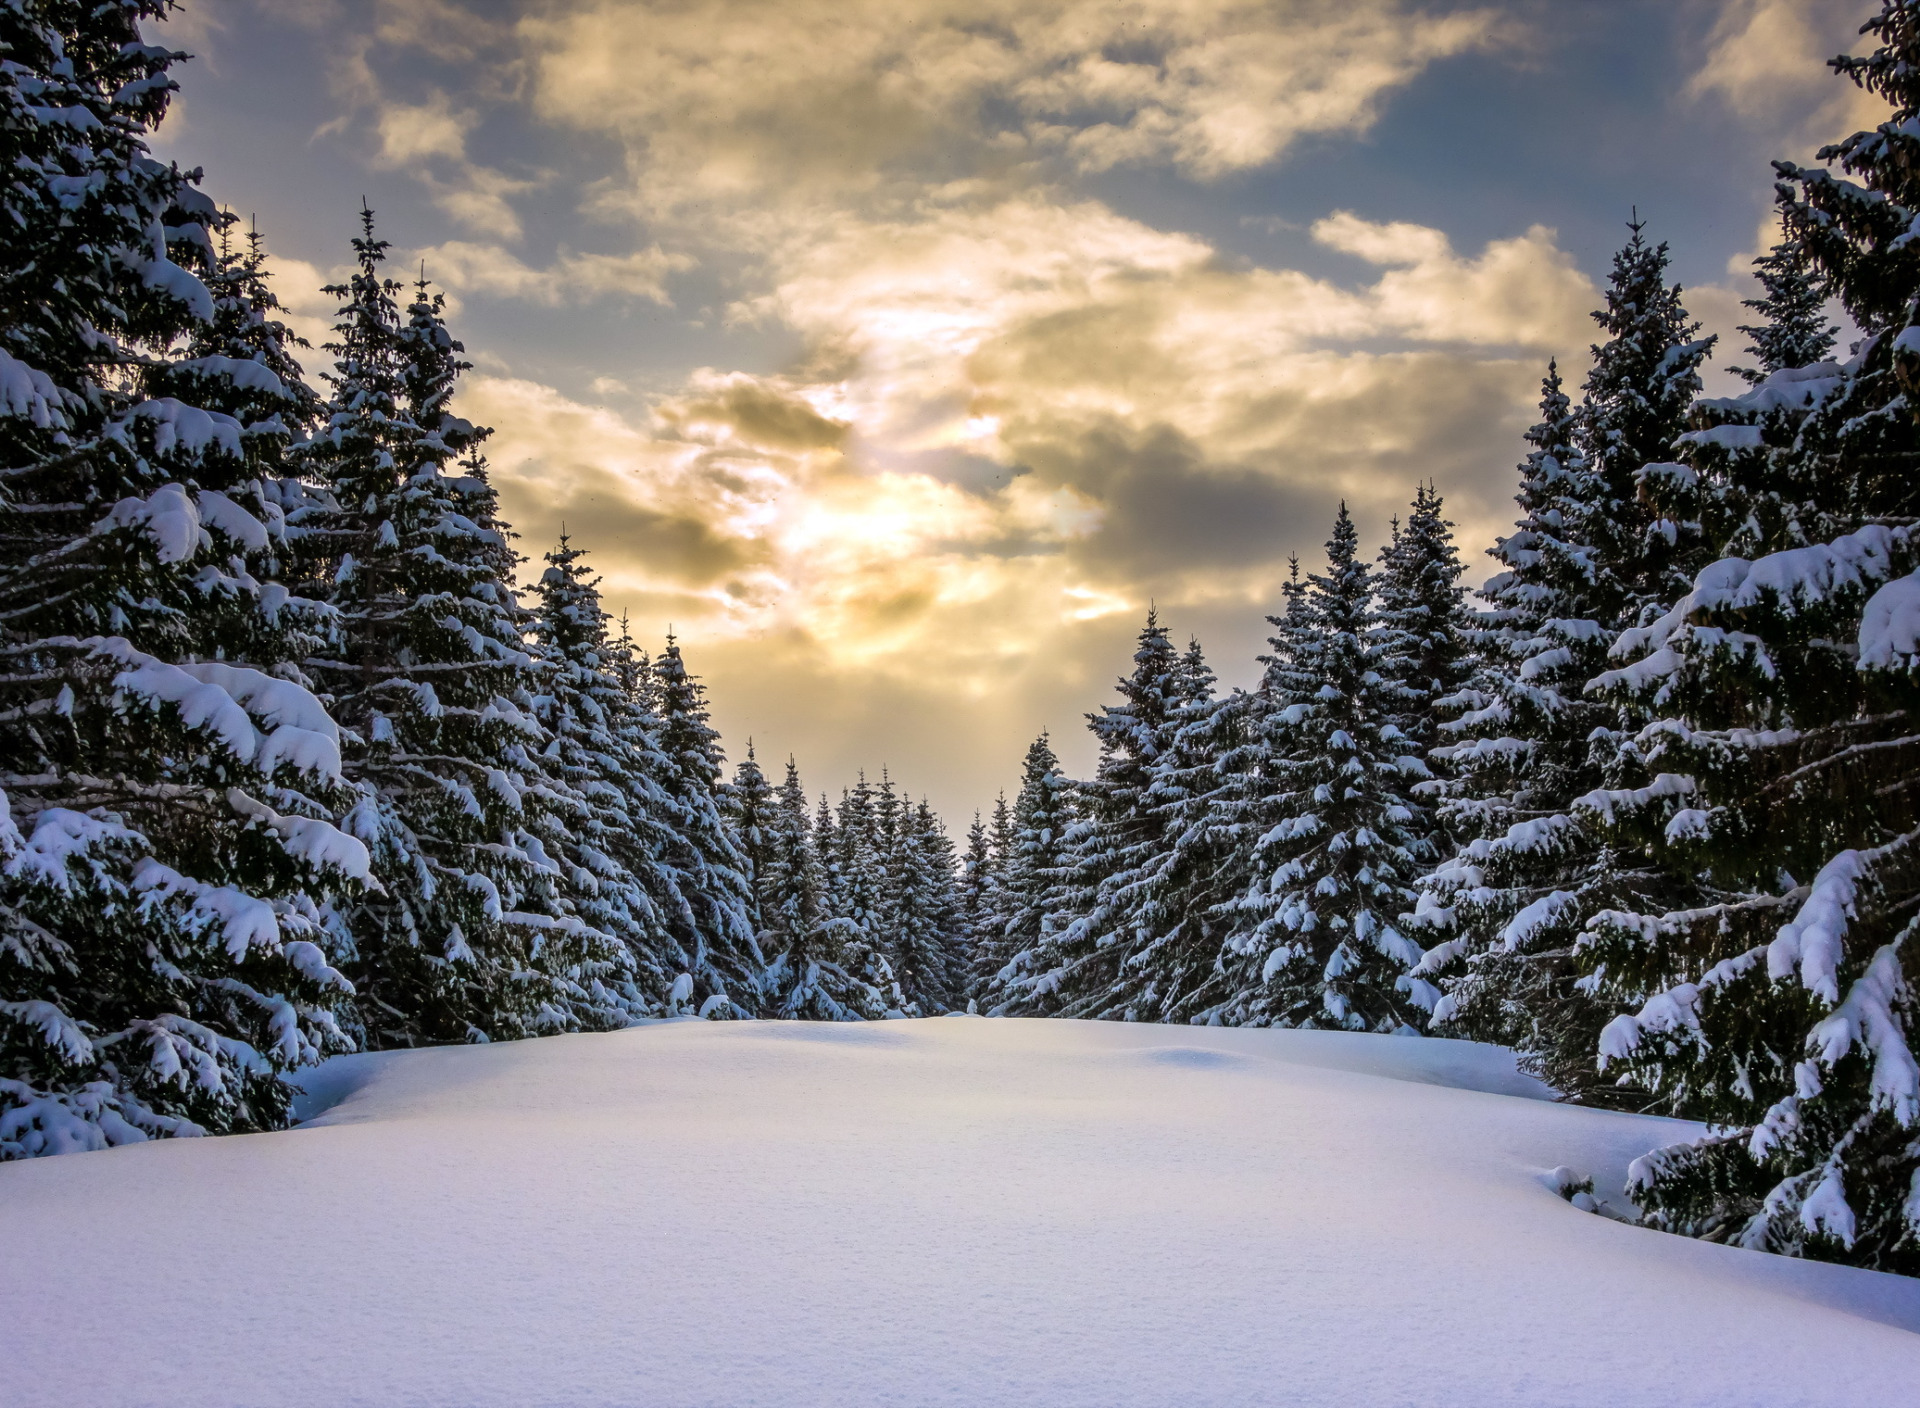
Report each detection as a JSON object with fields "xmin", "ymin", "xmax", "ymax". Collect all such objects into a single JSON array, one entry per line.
[
  {"xmin": 100, "ymin": 639, "xmax": 344, "ymax": 782},
  {"xmin": 1858, "ymin": 570, "xmax": 1920, "ymax": 672}
]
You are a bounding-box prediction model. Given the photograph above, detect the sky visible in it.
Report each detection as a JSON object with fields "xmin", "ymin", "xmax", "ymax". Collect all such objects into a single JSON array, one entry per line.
[{"xmin": 151, "ymin": 0, "xmax": 1887, "ymax": 822}]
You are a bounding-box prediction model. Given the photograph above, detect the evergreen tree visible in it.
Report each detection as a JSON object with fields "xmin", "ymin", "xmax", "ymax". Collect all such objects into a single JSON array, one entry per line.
[
  {"xmin": 1579, "ymin": 216, "xmax": 1717, "ymax": 628},
  {"xmin": 1214, "ymin": 505, "xmax": 1426, "ymax": 1030},
  {"xmin": 988, "ymin": 792, "xmax": 1014, "ymax": 880},
  {"xmin": 814, "ymin": 792, "xmax": 841, "ymax": 918},
  {"xmin": 828, "ymin": 778, "xmax": 875, "ymax": 934},
  {"xmin": 889, "ymin": 800, "xmax": 963, "ymax": 1013},
  {"xmin": 299, "ymin": 220, "xmax": 622, "ymax": 1045},
  {"xmin": 758, "ymin": 759, "xmax": 895, "ymax": 1020},
  {"xmin": 1096, "ymin": 638, "xmax": 1244, "ymax": 1023},
  {"xmin": 648, "ymin": 636, "xmax": 761, "ymax": 1014},
  {"xmin": 1732, "ymin": 237, "xmax": 1838, "ymax": 385},
  {"xmin": 724, "ymin": 743, "xmax": 776, "ymax": 939},
  {"xmin": 1577, "ymin": 1, "xmax": 1920, "ymax": 1272},
  {"xmin": 529, "ymin": 535, "xmax": 697, "ymax": 1016},
  {"xmin": 1414, "ymin": 229, "xmax": 1717, "ymax": 1099},
  {"xmin": 1374, "ymin": 484, "xmax": 1475, "ymax": 762},
  {"xmin": 999, "ymin": 616, "xmax": 1183, "ymax": 1015},
  {"xmin": 0, "ymin": 3, "xmax": 361, "ymax": 1155},
  {"xmin": 959, "ymin": 807, "xmax": 998, "ymax": 981},
  {"xmin": 980, "ymin": 734, "xmax": 1072, "ymax": 1012}
]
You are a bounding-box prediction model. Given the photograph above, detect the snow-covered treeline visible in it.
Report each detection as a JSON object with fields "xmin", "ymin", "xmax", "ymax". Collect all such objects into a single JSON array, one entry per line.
[
  {"xmin": 968, "ymin": 0, "xmax": 1920, "ymax": 1277},
  {"xmin": 0, "ymin": 1, "xmax": 973, "ymax": 1163}
]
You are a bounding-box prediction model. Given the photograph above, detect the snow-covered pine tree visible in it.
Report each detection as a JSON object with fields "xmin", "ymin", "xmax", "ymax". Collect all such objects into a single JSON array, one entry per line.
[
  {"xmin": 758, "ymin": 759, "xmax": 820, "ymax": 959},
  {"xmin": 814, "ymin": 791, "xmax": 840, "ymax": 918},
  {"xmin": 825, "ymin": 777, "xmax": 873, "ymax": 931},
  {"xmin": 1580, "ymin": 217, "xmax": 1718, "ymax": 628},
  {"xmin": 1415, "ymin": 224, "xmax": 1715, "ymax": 1098},
  {"xmin": 1573, "ymin": 0, "xmax": 1920, "ymax": 1272},
  {"xmin": 1092, "ymin": 637, "xmax": 1245, "ymax": 1023},
  {"xmin": 996, "ymin": 618, "xmax": 1184, "ymax": 1016},
  {"xmin": 979, "ymin": 733, "xmax": 1071, "ymax": 1012},
  {"xmin": 528, "ymin": 534, "xmax": 706, "ymax": 1017},
  {"xmin": 1212, "ymin": 505, "xmax": 1426, "ymax": 1030},
  {"xmin": 724, "ymin": 742, "xmax": 776, "ymax": 939},
  {"xmin": 298, "ymin": 223, "xmax": 626, "ymax": 1045},
  {"xmin": 959, "ymin": 807, "xmax": 998, "ymax": 991},
  {"xmin": 1411, "ymin": 368, "xmax": 1611, "ymax": 1058},
  {"xmin": 648, "ymin": 635, "xmax": 761, "ymax": 1015},
  {"xmin": 757, "ymin": 758, "xmax": 894, "ymax": 1020},
  {"xmin": 962, "ymin": 794, "xmax": 1013, "ymax": 998},
  {"xmin": 1200, "ymin": 555, "xmax": 1319, "ymax": 1021},
  {"xmin": 0, "ymin": 2, "xmax": 365, "ymax": 1156},
  {"xmin": 888, "ymin": 799, "xmax": 964, "ymax": 1013},
  {"xmin": 1374, "ymin": 484, "xmax": 1475, "ymax": 764},
  {"xmin": 1731, "ymin": 237, "xmax": 1838, "ymax": 387}
]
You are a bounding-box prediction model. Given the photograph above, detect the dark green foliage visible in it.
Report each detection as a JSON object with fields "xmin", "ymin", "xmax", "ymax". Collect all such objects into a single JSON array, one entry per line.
[{"xmin": 0, "ymin": 1, "xmax": 358, "ymax": 1155}]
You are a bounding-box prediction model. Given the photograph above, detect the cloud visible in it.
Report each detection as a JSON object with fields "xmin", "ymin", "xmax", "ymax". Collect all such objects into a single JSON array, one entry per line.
[
  {"xmin": 521, "ymin": 0, "xmax": 1509, "ymax": 216},
  {"xmin": 453, "ymin": 197, "xmax": 1592, "ymax": 704},
  {"xmin": 223, "ymin": 0, "xmax": 1620, "ymax": 813},
  {"xmin": 421, "ymin": 241, "xmax": 694, "ymax": 305},
  {"xmin": 1688, "ymin": 0, "xmax": 1888, "ymax": 156}
]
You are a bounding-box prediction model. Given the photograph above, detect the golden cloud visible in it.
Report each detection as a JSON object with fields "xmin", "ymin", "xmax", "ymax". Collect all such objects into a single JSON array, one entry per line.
[
  {"xmin": 462, "ymin": 199, "xmax": 1594, "ymax": 702},
  {"xmin": 520, "ymin": 0, "xmax": 1507, "ymax": 216}
]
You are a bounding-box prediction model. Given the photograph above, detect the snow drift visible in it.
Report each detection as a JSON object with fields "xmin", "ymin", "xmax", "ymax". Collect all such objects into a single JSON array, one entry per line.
[{"xmin": 2, "ymin": 1018, "xmax": 1916, "ymax": 1407}]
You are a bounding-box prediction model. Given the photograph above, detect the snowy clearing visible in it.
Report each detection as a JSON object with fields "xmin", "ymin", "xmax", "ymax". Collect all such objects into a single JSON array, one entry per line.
[{"xmin": 4, "ymin": 1018, "xmax": 1918, "ymax": 1407}]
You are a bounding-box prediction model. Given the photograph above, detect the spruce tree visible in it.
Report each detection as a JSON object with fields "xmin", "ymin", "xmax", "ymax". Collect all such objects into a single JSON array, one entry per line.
[
  {"xmin": 1374, "ymin": 484, "xmax": 1475, "ymax": 762},
  {"xmin": 959, "ymin": 807, "xmax": 998, "ymax": 992},
  {"xmin": 0, "ymin": 3, "xmax": 361, "ymax": 1155},
  {"xmin": 1000, "ymin": 616, "xmax": 1183, "ymax": 1015},
  {"xmin": 648, "ymin": 636, "xmax": 761, "ymax": 1014},
  {"xmin": 1214, "ymin": 506, "xmax": 1426, "ymax": 1030},
  {"xmin": 724, "ymin": 743, "xmax": 776, "ymax": 939},
  {"xmin": 814, "ymin": 792, "xmax": 841, "ymax": 918},
  {"xmin": 1097, "ymin": 638, "xmax": 1245, "ymax": 1023},
  {"xmin": 758, "ymin": 759, "xmax": 895, "ymax": 1020},
  {"xmin": 1576, "ymin": 1, "xmax": 1920, "ymax": 1272},
  {"xmin": 299, "ymin": 220, "xmax": 623, "ymax": 1045},
  {"xmin": 1415, "ymin": 228, "xmax": 1717, "ymax": 1100},
  {"xmin": 1732, "ymin": 238, "xmax": 1837, "ymax": 385},
  {"xmin": 529, "ymin": 536, "xmax": 692, "ymax": 1016},
  {"xmin": 963, "ymin": 794, "xmax": 1014, "ymax": 997},
  {"xmin": 889, "ymin": 800, "xmax": 964, "ymax": 1013},
  {"xmin": 980, "ymin": 734, "xmax": 1072, "ymax": 1012}
]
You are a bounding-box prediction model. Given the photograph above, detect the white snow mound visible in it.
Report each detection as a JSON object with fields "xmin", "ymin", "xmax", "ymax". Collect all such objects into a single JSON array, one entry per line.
[{"xmin": 2, "ymin": 1019, "xmax": 1917, "ymax": 1408}]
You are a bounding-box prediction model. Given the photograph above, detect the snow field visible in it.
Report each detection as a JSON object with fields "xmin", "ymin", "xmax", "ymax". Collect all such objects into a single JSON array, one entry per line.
[{"xmin": 3, "ymin": 1017, "xmax": 1917, "ymax": 1407}]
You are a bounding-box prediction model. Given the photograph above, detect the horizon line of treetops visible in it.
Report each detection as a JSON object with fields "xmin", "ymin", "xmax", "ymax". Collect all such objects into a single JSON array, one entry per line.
[{"xmin": 6, "ymin": 0, "xmax": 1920, "ymax": 1280}]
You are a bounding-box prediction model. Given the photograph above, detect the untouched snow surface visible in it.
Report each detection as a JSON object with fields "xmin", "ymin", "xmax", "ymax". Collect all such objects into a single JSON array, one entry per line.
[{"xmin": 4, "ymin": 1018, "xmax": 1918, "ymax": 1407}]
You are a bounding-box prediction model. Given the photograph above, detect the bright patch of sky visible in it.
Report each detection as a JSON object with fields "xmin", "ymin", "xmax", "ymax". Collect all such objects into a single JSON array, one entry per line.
[{"xmin": 153, "ymin": 0, "xmax": 1884, "ymax": 819}]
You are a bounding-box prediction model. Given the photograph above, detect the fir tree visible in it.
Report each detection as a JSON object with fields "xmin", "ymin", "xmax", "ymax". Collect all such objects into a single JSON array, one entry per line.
[
  {"xmin": 835, "ymin": 778, "xmax": 883, "ymax": 931},
  {"xmin": 1579, "ymin": 216, "xmax": 1717, "ymax": 629},
  {"xmin": 758, "ymin": 759, "xmax": 895, "ymax": 1020},
  {"xmin": 0, "ymin": 3, "xmax": 360, "ymax": 1155},
  {"xmin": 1097, "ymin": 637, "xmax": 1244, "ymax": 1023},
  {"xmin": 981, "ymin": 734, "xmax": 1072, "ymax": 1012},
  {"xmin": 1414, "ymin": 234, "xmax": 1717, "ymax": 1100},
  {"xmin": 724, "ymin": 743, "xmax": 776, "ymax": 939},
  {"xmin": 1374, "ymin": 484, "xmax": 1475, "ymax": 761},
  {"xmin": 1215, "ymin": 505, "xmax": 1426, "ymax": 1030},
  {"xmin": 529, "ymin": 535, "xmax": 697, "ymax": 1016},
  {"xmin": 648, "ymin": 636, "xmax": 761, "ymax": 1014},
  {"xmin": 1577, "ymin": 1, "xmax": 1920, "ymax": 1273},
  {"xmin": 1732, "ymin": 237, "xmax": 1838, "ymax": 385},
  {"xmin": 959, "ymin": 807, "xmax": 998, "ymax": 980},
  {"xmin": 299, "ymin": 221, "xmax": 623, "ymax": 1045},
  {"xmin": 1001, "ymin": 616, "xmax": 1184, "ymax": 1015},
  {"xmin": 889, "ymin": 800, "xmax": 964, "ymax": 1013}
]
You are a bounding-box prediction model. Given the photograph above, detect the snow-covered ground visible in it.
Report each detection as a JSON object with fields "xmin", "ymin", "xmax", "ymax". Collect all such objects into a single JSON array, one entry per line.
[{"xmin": 4, "ymin": 1018, "xmax": 1917, "ymax": 1407}]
